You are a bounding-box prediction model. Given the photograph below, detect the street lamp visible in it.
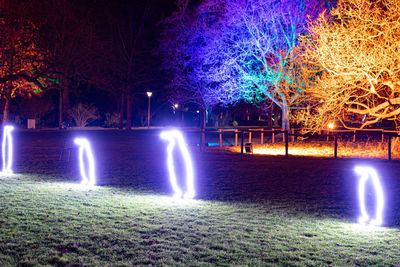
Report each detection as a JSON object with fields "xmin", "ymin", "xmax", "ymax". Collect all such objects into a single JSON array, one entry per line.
[{"xmin": 147, "ymin": 91, "xmax": 152, "ymax": 127}]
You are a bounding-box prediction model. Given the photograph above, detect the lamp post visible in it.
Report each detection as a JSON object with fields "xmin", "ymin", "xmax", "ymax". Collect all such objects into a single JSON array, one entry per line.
[
  {"xmin": 147, "ymin": 91, "xmax": 152, "ymax": 127},
  {"xmin": 173, "ymin": 104, "xmax": 179, "ymax": 124}
]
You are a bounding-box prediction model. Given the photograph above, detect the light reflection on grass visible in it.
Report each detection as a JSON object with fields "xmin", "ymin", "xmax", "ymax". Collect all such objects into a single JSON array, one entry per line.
[
  {"xmin": 1, "ymin": 175, "xmax": 400, "ymax": 266},
  {"xmin": 0, "ymin": 172, "xmax": 15, "ymax": 178}
]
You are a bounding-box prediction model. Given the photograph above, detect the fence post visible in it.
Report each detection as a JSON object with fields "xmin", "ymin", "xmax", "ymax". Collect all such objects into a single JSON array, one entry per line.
[
  {"xmin": 291, "ymin": 128, "xmax": 295, "ymax": 143},
  {"xmin": 381, "ymin": 130, "xmax": 384, "ymax": 143},
  {"xmin": 249, "ymin": 131, "xmax": 252, "ymax": 144},
  {"xmin": 261, "ymin": 129, "xmax": 264, "ymax": 144},
  {"xmin": 219, "ymin": 129, "xmax": 222, "ymax": 147},
  {"xmin": 334, "ymin": 134, "xmax": 338, "ymax": 159},
  {"xmin": 241, "ymin": 131, "xmax": 244, "ymax": 154},
  {"xmin": 388, "ymin": 134, "xmax": 392, "ymax": 161},
  {"xmin": 235, "ymin": 129, "xmax": 238, "ymax": 146},
  {"xmin": 327, "ymin": 130, "xmax": 329, "ymax": 141},
  {"xmin": 285, "ymin": 131, "xmax": 289, "ymax": 158},
  {"xmin": 353, "ymin": 130, "xmax": 356, "ymax": 142},
  {"xmin": 272, "ymin": 129, "xmax": 275, "ymax": 144}
]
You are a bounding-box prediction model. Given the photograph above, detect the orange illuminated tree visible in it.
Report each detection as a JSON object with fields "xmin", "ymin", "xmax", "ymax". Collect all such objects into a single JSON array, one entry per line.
[
  {"xmin": 298, "ymin": 0, "xmax": 400, "ymax": 131},
  {"xmin": 0, "ymin": 1, "xmax": 47, "ymax": 126}
]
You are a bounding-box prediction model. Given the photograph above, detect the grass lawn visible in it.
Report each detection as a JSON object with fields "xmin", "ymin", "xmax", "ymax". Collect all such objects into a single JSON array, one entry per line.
[{"xmin": 1, "ymin": 130, "xmax": 400, "ymax": 265}]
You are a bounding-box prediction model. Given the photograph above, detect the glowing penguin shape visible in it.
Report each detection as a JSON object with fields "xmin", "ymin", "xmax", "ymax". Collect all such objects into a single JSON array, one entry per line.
[
  {"xmin": 160, "ymin": 130, "xmax": 195, "ymax": 199},
  {"xmin": 2, "ymin": 125, "xmax": 14, "ymax": 175},
  {"xmin": 74, "ymin": 138, "xmax": 96, "ymax": 187},
  {"xmin": 354, "ymin": 166, "xmax": 384, "ymax": 226}
]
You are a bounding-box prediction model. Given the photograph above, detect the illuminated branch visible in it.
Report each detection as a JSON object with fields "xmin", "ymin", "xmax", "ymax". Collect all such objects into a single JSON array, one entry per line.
[{"xmin": 0, "ymin": 73, "xmax": 46, "ymax": 91}]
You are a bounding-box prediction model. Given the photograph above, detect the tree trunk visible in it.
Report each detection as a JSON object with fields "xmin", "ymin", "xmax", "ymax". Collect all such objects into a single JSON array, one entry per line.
[
  {"xmin": 125, "ymin": 93, "xmax": 132, "ymax": 130},
  {"xmin": 2, "ymin": 97, "xmax": 9, "ymax": 127},
  {"xmin": 4, "ymin": 42, "xmax": 14, "ymax": 127},
  {"xmin": 205, "ymin": 105, "xmax": 211, "ymax": 126},
  {"xmin": 200, "ymin": 107, "xmax": 206, "ymax": 149},
  {"xmin": 200, "ymin": 107, "xmax": 206, "ymax": 129},
  {"xmin": 268, "ymin": 104, "xmax": 273, "ymax": 128},
  {"xmin": 273, "ymin": 104, "xmax": 279, "ymax": 127},
  {"xmin": 281, "ymin": 105, "xmax": 290, "ymax": 130},
  {"xmin": 62, "ymin": 86, "xmax": 70, "ymax": 117},
  {"xmin": 119, "ymin": 90, "xmax": 125, "ymax": 129},
  {"xmin": 58, "ymin": 88, "xmax": 63, "ymax": 129}
]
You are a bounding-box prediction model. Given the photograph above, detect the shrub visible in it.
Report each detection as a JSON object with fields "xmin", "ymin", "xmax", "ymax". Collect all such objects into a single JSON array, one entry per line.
[
  {"xmin": 104, "ymin": 112, "xmax": 120, "ymax": 128},
  {"xmin": 69, "ymin": 103, "xmax": 99, "ymax": 127}
]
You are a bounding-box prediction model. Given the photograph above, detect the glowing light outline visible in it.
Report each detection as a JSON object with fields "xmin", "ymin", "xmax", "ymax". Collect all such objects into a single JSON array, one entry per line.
[
  {"xmin": 354, "ymin": 166, "xmax": 384, "ymax": 226},
  {"xmin": 74, "ymin": 138, "xmax": 96, "ymax": 187},
  {"xmin": 2, "ymin": 125, "xmax": 14, "ymax": 175},
  {"xmin": 160, "ymin": 130, "xmax": 195, "ymax": 199}
]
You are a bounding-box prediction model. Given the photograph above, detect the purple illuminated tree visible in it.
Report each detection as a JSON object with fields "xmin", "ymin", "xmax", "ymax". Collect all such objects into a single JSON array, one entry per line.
[{"xmin": 160, "ymin": 0, "xmax": 242, "ymax": 129}]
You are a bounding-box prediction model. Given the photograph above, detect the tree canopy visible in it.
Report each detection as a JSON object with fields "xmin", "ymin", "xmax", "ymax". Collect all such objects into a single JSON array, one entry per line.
[
  {"xmin": 0, "ymin": 0, "xmax": 48, "ymax": 125},
  {"xmin": 160, "ymin": 0, "xmax": 331, "ymax": 129},
  {"xmin": 298, "ymin": 0, "xmax": 400, "ymax": 130}
]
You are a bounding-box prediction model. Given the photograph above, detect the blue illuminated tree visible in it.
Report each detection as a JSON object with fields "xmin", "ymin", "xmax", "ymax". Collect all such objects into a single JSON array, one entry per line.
[{"xmin": 160, "ymin": 0, "xmax": 242, "ymax": 128}]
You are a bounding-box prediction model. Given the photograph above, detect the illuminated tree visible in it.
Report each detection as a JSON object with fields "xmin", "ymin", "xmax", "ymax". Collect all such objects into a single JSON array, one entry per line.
[
  {"xmin": 160, "ymin": 0, "xmax": 243, "ymax": 128},
  {"xmin": 162, "ymin": 0, "xmax": 331, "ymax": 130},
  {"xmin": 0, "ymin": 1, "xmax": 47, "ymax": 126},
  {"xmin": 298, "ymin": 0, "xmax": 400, "ymax": 130},
  {"xmin": 200, "ymin": 0, "xmax": 327, "ymax": 130}
]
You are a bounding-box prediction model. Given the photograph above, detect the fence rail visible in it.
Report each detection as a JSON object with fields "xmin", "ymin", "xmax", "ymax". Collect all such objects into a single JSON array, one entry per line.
[{"xmin": 185, "ymin": 127, "xmax": 400, "ymax": 161}]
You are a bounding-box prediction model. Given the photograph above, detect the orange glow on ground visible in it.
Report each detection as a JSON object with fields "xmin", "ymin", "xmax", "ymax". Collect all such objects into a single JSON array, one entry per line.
[
  {"xmin": 217, "ymin": 140, "xmax": 400, "ymax": 159},
  {"xmin": 226, "ymin": 143, "xmax": 333, "ymax": 157},
  {"xmin": 252, "ymin": 146, "xmax": 333, "ymax": 157}
]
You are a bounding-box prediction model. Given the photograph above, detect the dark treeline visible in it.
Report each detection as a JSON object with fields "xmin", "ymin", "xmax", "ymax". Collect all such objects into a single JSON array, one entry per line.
[{"xmin": 0, "ymin": 0, "xmax": 174, "ymax": 128}]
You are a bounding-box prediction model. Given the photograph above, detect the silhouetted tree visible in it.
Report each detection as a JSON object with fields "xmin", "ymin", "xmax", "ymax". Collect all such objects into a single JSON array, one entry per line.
[{"xmin": 34, "ymin": 0, "xmax": 100, "ymax": 128}]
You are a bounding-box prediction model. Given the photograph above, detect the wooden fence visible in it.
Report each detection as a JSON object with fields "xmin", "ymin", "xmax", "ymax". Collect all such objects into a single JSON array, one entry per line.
[{"xmin": 184, "ymin": 128, "xmax": 400, "ymax": 161}]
